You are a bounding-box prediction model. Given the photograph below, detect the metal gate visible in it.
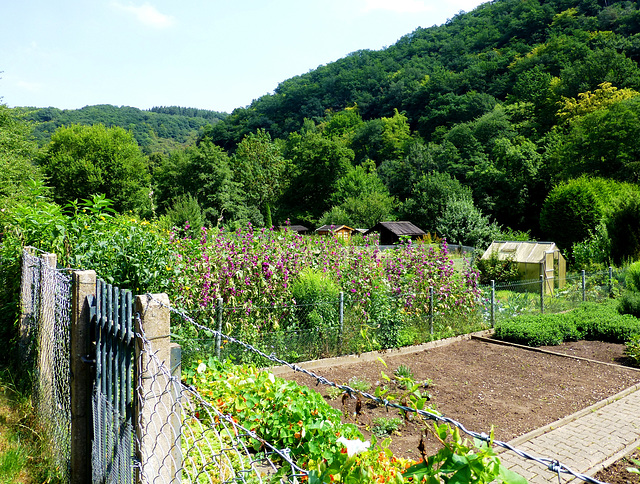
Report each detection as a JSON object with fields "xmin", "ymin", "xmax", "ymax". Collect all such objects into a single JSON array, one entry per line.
[{"xmin": 88, "ymin": 279, "xmax": 135, "ymax": 484}]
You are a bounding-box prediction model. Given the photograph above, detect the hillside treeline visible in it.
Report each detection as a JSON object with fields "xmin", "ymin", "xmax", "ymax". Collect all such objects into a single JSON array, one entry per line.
[
  {"xmin": 4, "ymin": 0, "xmax": 640, "ymax": 267},
  {"xmin": 22, "ymin": 104, "xmax": 227, "ymax": 154}
]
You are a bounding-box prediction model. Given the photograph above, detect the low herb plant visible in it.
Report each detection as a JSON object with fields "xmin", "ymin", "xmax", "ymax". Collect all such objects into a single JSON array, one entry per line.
[
  {"xmin": 348, "ymin": 376, "xmax": 371, "ymax": 392},
  {"xmin": 626, "ymin": 334, "xmax": 640, "ymax": 366},
  {"xmin": 371, "ymin": 416, "xmax": 403, "ymax": 438}
]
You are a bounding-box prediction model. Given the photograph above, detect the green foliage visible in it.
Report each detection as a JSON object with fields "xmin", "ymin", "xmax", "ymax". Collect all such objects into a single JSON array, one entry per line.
[
  {"xmin": 347, "ymin": 376, "xmax": 371, "ymax": 393},
  {"xmin": 604, "ymin": 191, "xmax": 640, "ymax": 266},
  {"xmin": 625, "ymin": 262, "xmax": 640, "ymax": 292},
  {"xmin": 494, "ymin": 314, "xmax": 581, "ymax": 347},
  {"xmin": 393, "ymin": 364, "xmax": 413, "ymax": 380},
  {"xmin": 435, "ymin": 196, "xmax": 501, "ymax": 250},
  {"xmin": 476, "ymin": 250, "xmax": 520, "ymax": 285},
  {"xmin": 156, "ymin": 193, "xmax": 206, "ymax": 238},
  {"xmin": 39, "ymin": 124, "xmax": 152, "ymax": 215},
  {"xmin": 626, "ymin": 335, "xmax": 640, "ymax": 366},
  {"xmin": 616, "ymin": 291, "xmax": 640, "ymax": 319},
  {"xmin": 540, "ymin": 177, "xmax": 625, "ymax": 253},
  {"xmin": 0, "ymin": 105, "xmax": 43, "ymax": 208},
  {"xmin": 25, "ymin": 104, "xmax": 226, "ymax": 154},
  {"xmin": 495, "ymin": 301, "xmax": 640, "ymax": 346},
  {"xmin": 370, "ymin": 417, "xmax": 403, "ymax": 438},
  {"xmin": 184, "ymin": 358, "xmax": 363, "ymax": 465},
  {"xmin": 402, "ymin": 424, "xmax": 526, "ymax": 484}
]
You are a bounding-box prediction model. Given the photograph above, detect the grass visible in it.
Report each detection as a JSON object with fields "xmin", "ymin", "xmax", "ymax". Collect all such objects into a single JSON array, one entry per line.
[{"xmin": 0, "ymin": 369, "xmax": 63, "ymax": 483}]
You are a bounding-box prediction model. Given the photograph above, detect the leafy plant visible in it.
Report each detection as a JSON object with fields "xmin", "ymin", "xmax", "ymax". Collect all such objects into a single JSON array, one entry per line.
[
  {"xmin": 393, "ymin": 364, "xmax": 413, "ymax": 380},
  {"xmin": 625, "ymin": 261, "xmax": 640, "ymax": 292},
  {"xmin": 348, "ymin": 376, "xmax": 371, "ymax": 393},
  {"xmin": 371, "ymin": 417, "xmax": 403, "ymax": 438},
  {"xmin": 476, "ymin": 250, "xmax": 520, "ymax": 285},
  {"xmin": 626, "ymin": 335, "xmax": 640, "ymax": 366},
  {"xmin": 402, "ymin": 424, "xmax": 526, "ymax": 484}
]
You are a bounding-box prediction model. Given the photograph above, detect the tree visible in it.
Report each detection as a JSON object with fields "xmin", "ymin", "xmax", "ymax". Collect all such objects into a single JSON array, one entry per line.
[
  {"xmin": 39, "ymin": 124, "xmax": 151, "ymax": 214},
  {"xmin": 400, "ymin": 172, "xmax": 472, "ymax": 233},
  {"xmin": 435, "ymin": 196, "xmax": 501, "ymax": 249},
  {"xmin": 0, "ymin": 104, "xmax": 43, "ymax": 207},
  {"xmin": 281, "ymin": 129, "xmax": 354, "ymax": 224},
  {"xmin": 232, "ymin": 129, "xmax": 288, "ymax": 225}
]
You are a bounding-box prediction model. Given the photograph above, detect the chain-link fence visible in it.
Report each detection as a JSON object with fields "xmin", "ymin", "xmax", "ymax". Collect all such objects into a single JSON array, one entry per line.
[
  {"xmin": 20, "ymin": 249, "xmax": 72, "ymax": 481},
  {"xmin": 134, "ymin": 300, "xmax": 306, "ymax": 484},
  {"xmin": 478, "ymin": 268, "xmax": 625, "ymax": 326}
]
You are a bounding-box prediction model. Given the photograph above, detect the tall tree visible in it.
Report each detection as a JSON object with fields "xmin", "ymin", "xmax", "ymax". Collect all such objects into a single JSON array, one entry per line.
[
  {"xmin": 232, "ymin": 129, "xmax": 288, "ymax": 226},
  {"xmin": 39, "ymin": 124, "xmax": 151, "ymax": 214}
]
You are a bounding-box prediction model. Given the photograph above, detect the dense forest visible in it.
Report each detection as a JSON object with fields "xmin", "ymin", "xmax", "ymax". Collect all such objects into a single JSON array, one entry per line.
[
  {"xmin": 5, "ymin": 0, "xmax": 640, "ymax": 267},
  {"xmin": 21, "ymin": 104, "xmax": 227, "ymax": 154}
]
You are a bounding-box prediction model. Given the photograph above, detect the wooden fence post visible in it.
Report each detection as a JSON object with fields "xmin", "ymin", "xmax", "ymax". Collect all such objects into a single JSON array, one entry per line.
[
  {"xmin": 135, "ymin": 294, "xmax": 181, "ymax": 484},
  {"xmin": 70, "ymin": 270, "xmax": 97, "ymax": 484}
]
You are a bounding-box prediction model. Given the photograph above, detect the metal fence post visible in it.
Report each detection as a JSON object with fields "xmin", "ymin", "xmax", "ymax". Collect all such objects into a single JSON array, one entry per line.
[
  {"xmin": 216, "ymin": 297, "xmax": 223, "ymax": 358},
  {"xmin": 609, "ymin": 266, "xmax": 613, "ymax": 297},
  {"xmin": 429, "ymin": 286, "xmax": 434, "ymax": 335},
  {"xmin": 540, "ymin": 275, "xmax": 544, "ymax": 314},
  {"xmin": 70, "ymin": 270, "xmax": 96, "ymax": 484},
  {"xmin": 582, "ymin": 270, "xmax": 586, "ymax": 302},
  {"xmin": 135, "ymin": 294, "xmax": 181, "ymax": 484},
  {"xmin": 338, "ymin": 292, "xmax": 344, "ymax": 350},
  {"xmin": 490, "ymin": 280, "xmax": 495, "ymax": 328}
]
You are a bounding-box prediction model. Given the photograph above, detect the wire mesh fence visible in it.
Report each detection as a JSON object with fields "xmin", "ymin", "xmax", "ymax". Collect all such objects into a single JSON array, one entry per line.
[
  {"xmin": 478, "ymin": 268, "xmax": 625, "ymax": 326},
  {"xmin": 20, "ymin": 249, "xmax": 72, "ymax": 482},
  {"xmin": 134, "ymin": 316, "xmax": 306, "ymax": 484}
]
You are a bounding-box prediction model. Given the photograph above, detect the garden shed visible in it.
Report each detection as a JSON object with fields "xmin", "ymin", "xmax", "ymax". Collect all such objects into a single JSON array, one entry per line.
[
  {"xmin": 280, "ymin": 224, "xmax": 308, "ymax": 234},
  {"xmin": 364, "ymin": 221, "xmax": 426, "ymax": 246},
  {"xmin": 481, "ymin": 241, "xmax": 567, "ymax": 294},
  {"xmin": 315, "ymin": 224, "xmax": 355, "ymax": 240}
]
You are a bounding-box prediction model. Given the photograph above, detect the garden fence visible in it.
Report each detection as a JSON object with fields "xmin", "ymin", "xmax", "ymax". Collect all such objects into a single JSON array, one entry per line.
[{"xmin": 21, "ymin": 248, "xmax": 618, "ymax": 484}]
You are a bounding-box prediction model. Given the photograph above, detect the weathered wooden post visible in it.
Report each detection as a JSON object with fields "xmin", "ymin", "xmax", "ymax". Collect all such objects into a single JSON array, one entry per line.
[
  {"xmin": 135, "ymin": 294, "xmax": 182, "ymax": 484},
  {"xmin": 70, "ymin": 270, "xmax": 97, "ymax": 484}
]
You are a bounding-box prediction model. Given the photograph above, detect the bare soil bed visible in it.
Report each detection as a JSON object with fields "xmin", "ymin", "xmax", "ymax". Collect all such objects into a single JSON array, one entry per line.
[{"xmin": 284, "ymin": 337, "xmax": 640, "ymax": 469}]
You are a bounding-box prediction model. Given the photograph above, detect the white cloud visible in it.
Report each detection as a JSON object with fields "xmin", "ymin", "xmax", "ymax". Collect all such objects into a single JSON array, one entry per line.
[
  {"xmin": 362, "ymin": 0, "xmax": 433, "ymax": 13},
  {"xmin": 111, "ymin": 2, "xmax": 175, "ymax": 28}
]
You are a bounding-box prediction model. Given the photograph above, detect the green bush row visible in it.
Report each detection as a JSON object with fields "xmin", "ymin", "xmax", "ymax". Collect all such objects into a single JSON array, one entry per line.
[{"xmin": 494, "ymin": 301, "xmax": 640, "ymax": 347}]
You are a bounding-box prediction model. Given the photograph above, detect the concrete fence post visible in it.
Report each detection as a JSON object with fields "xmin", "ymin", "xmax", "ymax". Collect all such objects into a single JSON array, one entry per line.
[
  {"xmin": 70, "ymin": 270, "xmax": 97, "ymax": 484},
  {"xmin": 135, "ymin": 294, "xmax": 181, "ymax": 484}
]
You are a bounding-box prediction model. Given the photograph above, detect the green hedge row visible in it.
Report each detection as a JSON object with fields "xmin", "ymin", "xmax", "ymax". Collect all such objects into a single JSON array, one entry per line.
[{"xmin": 494, "ymin": 301, "xmax": 640, "ymax": 347}]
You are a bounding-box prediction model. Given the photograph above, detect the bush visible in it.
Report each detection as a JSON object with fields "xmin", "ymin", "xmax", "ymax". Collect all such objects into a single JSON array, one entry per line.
[
  {"xmin": 618, "ymin": 290, "xmax": 640, "ymax": 318},
  {"xmin": 495, "ymin": 301, "xmax": 640, "ymax": 346},
  {"xmin": 494, "ymin": 314, "xmax": 581, "ymax": 347},
  {"xmin": 626, "ymin": 334, "xmax": 640, "ymax": 366},
  {"xmin": 475, "ymin": 250, "xmax": 520, "ymax": 285},
  {"xmin": 625, "ymin": 261, "xmax": 640, "ymax": 292}
]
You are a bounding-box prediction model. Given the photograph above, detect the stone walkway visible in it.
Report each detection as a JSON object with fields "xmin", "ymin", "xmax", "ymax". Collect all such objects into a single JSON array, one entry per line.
[{"xmin": 498, "ymin": 383, "xmax": 640, "ymax": 483}]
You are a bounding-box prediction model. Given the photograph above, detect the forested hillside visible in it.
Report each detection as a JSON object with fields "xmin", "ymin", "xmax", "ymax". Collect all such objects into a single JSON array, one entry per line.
[
  {"xmin": 6, "ymin": 0, "xmax": 640, "ymax": 267},
  {"xmin": 22, "ymin": 104, "xmax": 227, "ymax": 154}
]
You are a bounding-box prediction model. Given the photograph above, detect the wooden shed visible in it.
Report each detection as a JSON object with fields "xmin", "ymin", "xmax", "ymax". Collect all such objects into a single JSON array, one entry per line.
[
  {"xmin": 279, "ymin": 224, "xmax": 308, "ymax": 235},
  {"xmin": 364, "ymin": 221, "xmax": 426, "ymax": 246},
  {"xmin": 481, "ymin": 241, "xmax": 567, "ymax": 294},
  {"xmin": 315, "ymin": 224, "xmax": 355, "ymax": 240}
]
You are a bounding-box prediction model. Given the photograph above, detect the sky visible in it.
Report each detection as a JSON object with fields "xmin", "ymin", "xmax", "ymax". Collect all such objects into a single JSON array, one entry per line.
[{"xmin": 1, "ymin": 0, "xmax": 488, "ymax": 114}]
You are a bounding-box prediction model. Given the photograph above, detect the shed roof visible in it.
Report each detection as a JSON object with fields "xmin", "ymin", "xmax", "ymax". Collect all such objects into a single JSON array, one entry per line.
[
  {"xmin": 365, "ymin": 221, "xmax": 426, "ymax": 237},
  {"xmin": 481, "ymin": 241, "xmax": 561, "ymax": 264},
  {"xmin": 315, "ymin": 224, "xmax": 354, "ymax": 233}
]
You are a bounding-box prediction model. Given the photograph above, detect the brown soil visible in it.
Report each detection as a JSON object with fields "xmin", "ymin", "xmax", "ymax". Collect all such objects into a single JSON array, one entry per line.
[{"xmin": 284, "ymin": 337, "xmax": 640, "ymax": 476}]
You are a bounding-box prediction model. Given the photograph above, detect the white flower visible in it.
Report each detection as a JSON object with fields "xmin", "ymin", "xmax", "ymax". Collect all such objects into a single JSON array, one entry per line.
[{"xmin": 337, "ymin": 437, "xmax": 370, "ymax": 457}]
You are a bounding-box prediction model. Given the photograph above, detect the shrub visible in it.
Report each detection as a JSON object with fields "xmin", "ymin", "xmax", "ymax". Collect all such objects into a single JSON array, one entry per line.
[
  {"xmin": 494, "ymin": 314, "xmax": 581, "ymax": 346},
  {"xmin": 626, "ymin": 335, "xmax": 640, "ymax": 366},
  {"xmin": 475, "ymin": 250, "xmax": 520, "ymax": 285},
  {"xmin": 625, "ymin": 261, "xmax": 640, "ymax": 292},
  {"xmin": 618, "ymin": 290, "xmax": 640, "ymax": 318}
]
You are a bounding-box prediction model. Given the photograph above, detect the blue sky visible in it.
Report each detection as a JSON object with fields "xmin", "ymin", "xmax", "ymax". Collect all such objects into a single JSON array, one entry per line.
[{"xmin": 1, "ymin": 0, "xmax": 487, "ymax": 114}]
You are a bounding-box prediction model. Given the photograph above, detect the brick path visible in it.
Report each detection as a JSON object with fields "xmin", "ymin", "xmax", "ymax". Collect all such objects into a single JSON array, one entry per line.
[{"xmin": 498, "ymin": 383, "xmax": 640, "ymax": 483}]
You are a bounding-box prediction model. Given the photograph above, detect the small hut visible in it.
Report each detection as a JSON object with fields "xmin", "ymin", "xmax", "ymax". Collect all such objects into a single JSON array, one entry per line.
[
  {"xmin": 364, "ymin": 221, "xmax": 426, "ymax": 246},
  {"xmin": 481, "ymin": 241, "xmax": 566, "ymax": 294},
  {"xmin": 280, "ymin": 224, "xmax": 308, "ymax": 235},
  {"xmin": 315, "ymin": 224, "xmax": 355, "ymax": 240}
]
